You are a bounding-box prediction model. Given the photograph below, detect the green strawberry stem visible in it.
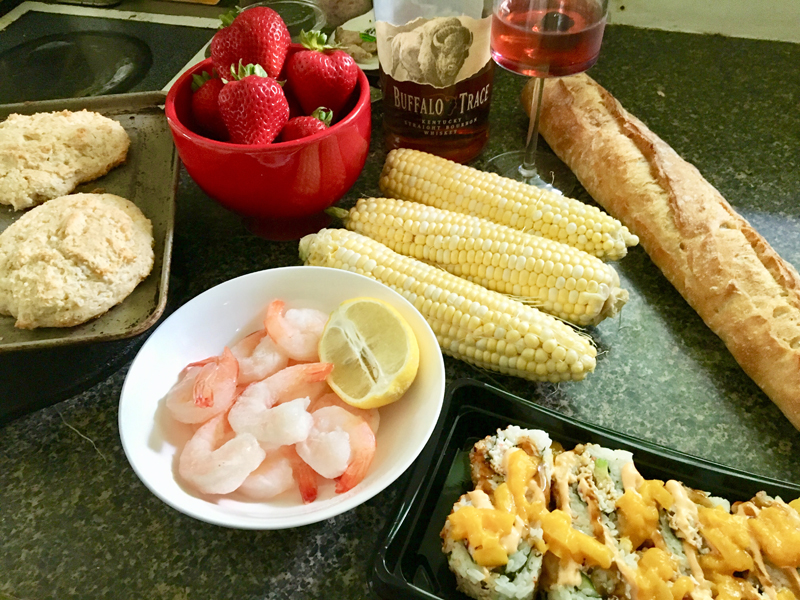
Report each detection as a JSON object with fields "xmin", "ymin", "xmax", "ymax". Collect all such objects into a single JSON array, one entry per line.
[
  {"xmin": 191, "ymin": 71, "xmax": 215, "ymax": 92},
  {"xmin": 218, "ymin": 7, "xmax": 241, "ymax": 28},
  {"xmin": 228, "ymin": 61, "xmax": 269, "ymax": 81},
  {"xmin": 298, "ymin": 29, "xmax": 341, "ymax": 51},
  {"xmin": 311, "ymin": 107, "xmax": 333, "ymax": 127}
]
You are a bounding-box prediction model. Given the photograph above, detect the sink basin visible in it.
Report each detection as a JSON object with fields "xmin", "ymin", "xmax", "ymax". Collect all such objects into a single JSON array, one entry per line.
[
  {"xmin": 0, "ymin": 31, "xmax": 152, "ymax": 102},
  {"xmin": 0, "ymin": 2, "xmax": 219, "ymax": 103}
]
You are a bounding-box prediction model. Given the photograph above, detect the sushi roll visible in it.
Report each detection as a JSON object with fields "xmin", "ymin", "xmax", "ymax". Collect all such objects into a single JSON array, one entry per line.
[
  {"xmin": 545, "ymin": 445, "xmax": 740, "ymax": 600},
  {"xmin": 617, "ymin": 474, "xmax": 718, "ymax": 600},
  {"xmin": 440, "ymin": 426, "xmax": 800, "ymax": 600},
  {"xmin": 732, "ymin": 492, "xmax": 800, "ymax": 600},
  {"xmin": 542, "ymin": 444, "xmax": 637, "ymax": 600},
  {"xmin": 440, "ymin": 426, "xmax": 555, "ymax": 600},
  {"xmin": 645, "ymin": 479, "xmax": 786, "ymax": 600},
  {"xmin": 660, "ymin": 480, "xmax": 736, "ymax": 600}
]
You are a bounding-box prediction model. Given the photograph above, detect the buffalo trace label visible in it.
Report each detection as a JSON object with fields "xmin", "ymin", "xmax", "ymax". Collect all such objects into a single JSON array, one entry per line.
[
  {"xmin": 381, "ymin": 64, "xmax": 493, "ymax": 136},
  {"xmin": 377, "ymin": 15, "xmax": 494, "ymax": 145},
  {"xmin": 376, "ymin": 15, "xmax": 491, "ymax": 88},
  {"xmin": 392, "ymin": 79, "xmax": 491, "ymax": 116}
]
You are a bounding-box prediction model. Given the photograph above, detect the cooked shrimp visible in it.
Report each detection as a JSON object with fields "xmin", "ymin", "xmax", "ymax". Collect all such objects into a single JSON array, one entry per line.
[
  {"xmin": 308, "ymin": 392, "xmax": 380, "ymax": 434},
  {"xmin": 238, "ymin": 450, "xmax": 295, "ymax": 500},
  {"xmin": 233, "ymin": 361, "xmax": 333, "ymax": 409},
  {"xmin": 297, "ymin": 419, "xmax": 352, "ymax": 480},
  {"xmin": 296, "ymin": 405, "xmax": 377, "ymax": 494},
  {"xmin": 178, "ymin": 414, "xmax": 265, "ymax": 495},
  {"xmin": 230, "ymin": 330, "xmax": 289, "ymax": 386},
  {"xmin": 283, "ymin": 445, "xmax": 319, "ymax": 504},
  {"xmin": 165, "ymin": 347, "xmax": 239, "ymax": 424},
  {"xmin": 228, "ymin": 396, "xmax": 314, "ymax": 448},
  {"xmin": 228, "ymin": 362, "xmax": 332, "ymax": 445},
  {"xmin": 264, "ymin": 300, "xmax": 329, "ymax": 362}
]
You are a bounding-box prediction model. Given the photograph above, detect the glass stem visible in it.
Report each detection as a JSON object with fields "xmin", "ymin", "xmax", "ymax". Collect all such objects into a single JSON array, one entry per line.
[{"xmin": 519, "ymin": 76, "xmax": 544, "ymax": 179}]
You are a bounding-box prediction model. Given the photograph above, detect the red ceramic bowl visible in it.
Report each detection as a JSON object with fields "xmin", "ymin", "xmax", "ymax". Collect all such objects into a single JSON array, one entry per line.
[{"xmin": 165, "ymin": 56, "xmax": 371, "ymax": 221}]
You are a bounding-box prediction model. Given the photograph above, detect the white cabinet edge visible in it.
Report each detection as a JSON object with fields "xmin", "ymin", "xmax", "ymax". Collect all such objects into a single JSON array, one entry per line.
[{"xmin": 609, "ymin": 0, "xmax": 800, "ymax": 44}]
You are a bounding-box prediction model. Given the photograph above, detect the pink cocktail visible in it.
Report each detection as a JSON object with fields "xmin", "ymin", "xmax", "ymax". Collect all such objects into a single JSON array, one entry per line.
[{"xmin": 487, "ymin": 0, "xmax": 608, "ymax": 192}]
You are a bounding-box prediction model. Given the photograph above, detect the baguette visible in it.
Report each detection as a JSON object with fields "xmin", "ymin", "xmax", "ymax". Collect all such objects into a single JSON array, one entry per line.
[{"xmin": 523, "ymin": 73, "xmax": 800, "ymax": 429}]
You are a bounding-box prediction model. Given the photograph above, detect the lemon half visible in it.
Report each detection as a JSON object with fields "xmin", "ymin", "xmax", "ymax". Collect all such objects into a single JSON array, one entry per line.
[{"xmin": 318, "ymin": 297, "xmax": 420, "ymax": 409}]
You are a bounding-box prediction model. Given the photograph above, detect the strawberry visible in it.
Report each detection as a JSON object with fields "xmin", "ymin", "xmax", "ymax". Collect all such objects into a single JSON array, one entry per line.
[
  {"xmin": 217, "ymin": 62, "xmax": 289, "ymax": 145},
  {"xmin": 190, "ymin": 71, "xmax": 228, "ymax": 141},
  {"xmin": 280, "ymin": 107, "xmax": 333, "ymax": 142},
  {"xmin": 284, "ymin": 30, "xmax": 359, "ymax": 118},
  {"xmin": 210, "ymin": 7, "xmax": 290, "ymax": 80}
]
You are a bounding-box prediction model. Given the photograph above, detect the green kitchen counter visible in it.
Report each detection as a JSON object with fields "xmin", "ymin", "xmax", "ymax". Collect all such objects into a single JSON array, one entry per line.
[{"xmin": 1, "ymin": 21, "xmax": 799, "ymax": 600}]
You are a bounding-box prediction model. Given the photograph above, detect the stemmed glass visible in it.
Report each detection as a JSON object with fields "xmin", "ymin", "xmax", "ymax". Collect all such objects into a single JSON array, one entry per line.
[{"xmin": 487, "ymin": 0, "xmax": 608, "ymax": 193}]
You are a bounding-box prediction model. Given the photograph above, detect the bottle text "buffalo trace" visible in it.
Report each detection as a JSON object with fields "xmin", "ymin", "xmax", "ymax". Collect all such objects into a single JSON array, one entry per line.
[{"xmin": 393, "ymin": 83, "xmax": 491, "ymax": 116}]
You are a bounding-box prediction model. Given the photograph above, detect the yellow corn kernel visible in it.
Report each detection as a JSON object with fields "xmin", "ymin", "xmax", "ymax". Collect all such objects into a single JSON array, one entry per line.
[
  {"xmin": 379, "ymin": 148, "xmax": 638, "ymax": 261},
  {"xmin": 299, "ymin": 228, "xmax": 597, "ymax": 383},
  {"xmin": 341, "ymin": 197, "xmax": 628, "ymax": 326}
]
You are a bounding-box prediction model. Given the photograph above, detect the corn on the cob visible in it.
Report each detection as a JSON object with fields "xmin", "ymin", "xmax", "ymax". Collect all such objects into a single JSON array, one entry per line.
[
  {"xmin": 299, "ymin": 228, "xmax": 597, "ymax": 383},
  {"xmin": 336, "ymin": 197, "xmax": 629, "ymax": 327},
  {"xmin": 379, "ymin": 148, "xmax": 639, "ymax": 261}
]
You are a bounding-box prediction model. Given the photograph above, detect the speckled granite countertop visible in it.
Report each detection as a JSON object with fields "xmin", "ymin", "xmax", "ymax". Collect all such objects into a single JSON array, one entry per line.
[{"xmin": 1, "ymin": 22, "xmax": 800, "ymax": 600}]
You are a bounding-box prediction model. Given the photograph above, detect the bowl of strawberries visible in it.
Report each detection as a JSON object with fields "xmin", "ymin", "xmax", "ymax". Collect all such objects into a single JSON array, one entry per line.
[{"xmin": 165, "ymin": 6, "xmax": 371, "ymax": 232}]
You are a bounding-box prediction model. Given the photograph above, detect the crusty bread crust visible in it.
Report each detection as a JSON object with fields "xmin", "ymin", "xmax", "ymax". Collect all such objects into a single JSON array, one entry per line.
[
  {"xmin": 0, "ymin": 193, "xmax": 154, "ymax": 329},
  {"xmin": 0, "ymin": 109, "xmax": 130, "ymax": 210},
  {"xmin": 527, "ymin": 73, "xmax": 800, "ymax": 429}
]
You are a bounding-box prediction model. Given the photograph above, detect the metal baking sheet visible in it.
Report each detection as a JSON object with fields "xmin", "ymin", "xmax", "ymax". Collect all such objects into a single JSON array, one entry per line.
[{"xmin": 0, "ymin": 91, "xmax": 175, "ymax": 352}]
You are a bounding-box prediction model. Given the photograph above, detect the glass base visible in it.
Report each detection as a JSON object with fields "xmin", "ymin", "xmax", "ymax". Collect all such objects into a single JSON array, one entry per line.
[{"xmin": 485, "ymin": 150, "xmax": 577, "ymax": 196}]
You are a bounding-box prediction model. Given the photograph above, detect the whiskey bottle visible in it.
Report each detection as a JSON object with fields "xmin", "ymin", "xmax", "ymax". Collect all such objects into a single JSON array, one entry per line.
[{"xmin": 374, "ymin": 0, "xmax": 494, "ymax": 163}]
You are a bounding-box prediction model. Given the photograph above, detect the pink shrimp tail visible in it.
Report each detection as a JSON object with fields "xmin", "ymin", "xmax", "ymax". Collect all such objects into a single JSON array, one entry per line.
[
  {"xmin": 265, "ymin": 299, "xmax": 285, "ymax": 323},
  {"xmin": 192, "ymin": 347, "xmax": 239, "ymax": 408},
  {"xmin": 180, "ymin": 356, "xmax": 214, "ymax": 377},
  {"xmin": 192, "ymin": 365, "xmax": 216, "ymax": 408},
  {"xmin": 296, "ymin": 464, "xmax": 319, "ymax": 504},
  {"xmin": 306, "ymin": 361, "xmax": 334, "ymax": 381},
  {"xmin": 264, "ymin": 300, "xmax": 286, "ymax": 344},
  {"xmin": 334, "ymin": 422, "xmax": 376, "ymax": 494},
  {"xmin": 243, "ymin": 329, "xmax": 268, "ymax": 345},
  {"xmin": 283, "ymin": 446, "xmax": 318, "ymax": 504}
]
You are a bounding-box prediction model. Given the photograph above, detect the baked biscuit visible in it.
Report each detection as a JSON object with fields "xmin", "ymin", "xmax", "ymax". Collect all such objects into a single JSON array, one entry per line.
[
  {"xmin": 0, "ymin": 109, "xmax": 130, "ymax": 210},
  {"xmin": 0, "ymin": 193, "xmax": 154, "ymax": 329}
]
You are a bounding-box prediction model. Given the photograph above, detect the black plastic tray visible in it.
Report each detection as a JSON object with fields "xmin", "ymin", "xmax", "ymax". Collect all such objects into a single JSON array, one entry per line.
[{"xmin": 371, "ymin": 379, "xmax": 800, "ymax": 600}]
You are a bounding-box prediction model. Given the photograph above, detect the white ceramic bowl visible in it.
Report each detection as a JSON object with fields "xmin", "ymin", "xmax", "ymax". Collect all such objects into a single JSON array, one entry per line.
[{"xmin": 119, "ymin": 266, "xmax": 445, "ymax": 529}]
